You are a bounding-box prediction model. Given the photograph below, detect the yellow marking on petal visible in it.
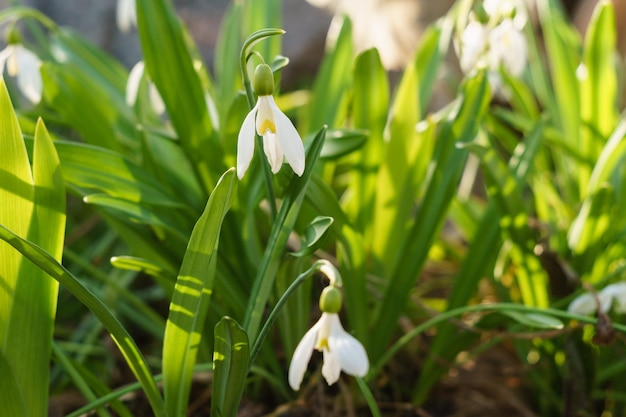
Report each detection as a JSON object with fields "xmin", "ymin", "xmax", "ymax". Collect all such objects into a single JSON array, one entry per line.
[
  {"xmin": 258, "ymin": 118, "xmax": 276, "ymax": 134},
  {"xmin": 315, "ymin": 338, "xmax": 330, "ymax": 352}
]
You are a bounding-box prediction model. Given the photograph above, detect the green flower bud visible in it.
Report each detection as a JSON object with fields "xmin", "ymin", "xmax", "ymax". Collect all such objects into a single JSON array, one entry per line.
[
  {"xmin": 252, "ymin": 63, "xmax": 274, "ymax": 96},
  {"xmin": 5, "ymin": 25, "xmax": 21, "ymax": 45},
  {"xmin": 319, "ymin": 286, "xmax": 342, "ymax": 314}
]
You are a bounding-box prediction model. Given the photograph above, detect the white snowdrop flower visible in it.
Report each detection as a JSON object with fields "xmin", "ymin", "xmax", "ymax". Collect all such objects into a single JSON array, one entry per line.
[
  {"xmin": 601, "ymin": 283, "xmax": 626, "ymax": 314},
  {"xmin": 568, "ymin": 283, "xmax": 626, "ymax": 315},
  {"xmin": 117, "ymin": 0, "xmax": 137, "ymax": 33},
  {"xmin": 0, "ymin": 44, "xmax": 43, "ymax": 104},
  {"xmin": 237, "ymin": 64, "xmax": 305, "ymax": 179},
  {"xmin": 457, "ymin": 20, "xmax": 490, "ymax": 74},
  {"xmin": 125, "ymin": 61, "xmax": 165, "ymax": 115},
  {"xmin": 288, "ymin": 312, "xmax": 369, "ymax": 390},
  {"xmin": 487, "ymin": 18, "xmax": 527, "ymax": 77},
  {"xmin": 455, "ymin": 0, "xmax": 528, "ymax": 96}
]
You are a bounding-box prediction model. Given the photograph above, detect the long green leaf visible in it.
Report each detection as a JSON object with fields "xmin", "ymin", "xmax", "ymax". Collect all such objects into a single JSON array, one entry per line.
[
  {"xmin": 211, "ymin": 317, "xmax": 250, "ymax": 417},
  {"xmin": 136, "ymin": 0, "xmax": 222, "ymax": 191},
  {"xmin": 372, "ymin": 25, "xmax": 443, "ymax": 275},
  {"xmin": 580, "ymin": 1, "xmax": 617, "ymax": 176},
  {"xmin": 2, "ymin": 119, "xmax": 66, "ymax": 417},
  {"xmin": 162, "ymin": 168, "xmax": 237, "ymax": 417},
  {"xmin": 55, "ymin": 140, "xmax": 184, "ymax": 207},
  {"xmin": 0, "ymin": 79, "xmax": 36, "ymax": 416},
  {"xmin": 244, "ymin": 127, "xmax": 327, "ymax": 342},
  {"xmin": 0, "ymin": 224, "xmax": 166, "ymax": 417},
  {"xmin": 305, "ymin": 16, "xmax": 353, "ymax": 133},
  {"xmin": 0, "ymin": 352, "xmax": 26, "ymax": 417},
  {"xmin": 371, "ymin": 72, "xmax": 490, "ymax": 359}
]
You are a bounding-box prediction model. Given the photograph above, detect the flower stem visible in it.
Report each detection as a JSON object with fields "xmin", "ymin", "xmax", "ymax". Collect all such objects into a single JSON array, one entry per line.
[
  {"xmin": 356, "ymin": 377, "xmax": 382, "ymax": 417},
  {"xmin": 248, "ymin": 260, "xmax": 326, "ymax": 366},
  {"xmin": 240, "ymin": 29, "xmax": 285, "ymax": 220}
]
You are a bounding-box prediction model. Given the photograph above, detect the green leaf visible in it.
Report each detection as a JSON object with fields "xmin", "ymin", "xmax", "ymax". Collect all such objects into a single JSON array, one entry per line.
[
  {"xmin": 136, "ymin": 0, "xmax": 222, "ymax": 190},
  {"xmin": 211, "ymin": 317, "xmax": 250, "ymax": 417},
  {"xmin": 41, "ymin": 62, "xmax": 125, "ymax": 152},
  {"xmin": 538, "ymin": 0, "xmax": 583, "ymax": 195},
  {"xmin": 305, "ymin": 16, "xmax": 353, "ymax": 133},
  {"xmin": 291, "ymin": 216, "xmax": 334, "ymax": 257},
  {"xmin": 319, "ymin": 129, "xmax": 368, "ymax": 159},
  {"xmin": 244, "ymin": 127, "xmax": 327, "ymax": 342},
  {"xmin": 371, "ymin": 25, "xmax": 443, "ymax": 275},
  {"xmin": 54, "ymin": 140, "xmax": 184, "ymax": 207},
  {"xmin": 0, "ymin": 78, "xmax": 33, "ymax": 345},
  {"xmin": 0, "ymin": 352, "xmax": 26, "ymax": 417},
  {"xmin": 580, "ymin": 1, "xmax": 618, "ymax": 166},
  {"xmin": 162, "ymin": 169, "xmax": 238, "ymax": 417},
  {"xmin": 83, "ymin": 194, "xmax": 188, "ymax": 244},
  {"xmin": 0, "ymin": 224, "xmax": 166, "ymax": 417},
  {"xmin": 372, "ymin": 72, "xmax": 490, "ymax": 359},
  {"xmin": 2, "ymin": 120, "xmax": 67, "ymax": 417},
  {"xmin": 501, "ymin": 311, "xmax": 564, "ymax": 330}
]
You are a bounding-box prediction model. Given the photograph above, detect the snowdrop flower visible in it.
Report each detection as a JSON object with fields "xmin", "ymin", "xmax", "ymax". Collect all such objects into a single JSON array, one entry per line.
[
  {"xmin": 117, "ymin": 0, "xmax": 137, "ymax": 33},
  {"xmin": 455, "ymin": 0, "xmax": 528, "ymax": 95},
  {"xmin": 0, "ymin": 43, "xmax": 42, "ymax": 104},
  {"xmin": 288, "ymin": 285, "xmax": 369, "ymax": 391},
  {"xmin": 568, "ymin": 283, "xmax": 626, "ymax": 315},
  {"xmin": 237, "ymin": 63, "xmax": 305, "ymax": 179},
  {"xmin": 125, "ymin": 61, "xmax": 165, "ymax": 115}
]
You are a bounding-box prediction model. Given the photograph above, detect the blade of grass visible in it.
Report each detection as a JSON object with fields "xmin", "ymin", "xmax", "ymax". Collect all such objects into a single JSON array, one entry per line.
[
  {"xmin": 371, "ymin": 72, "xmax": 490, "ymax": 359},
  {"xmin": 244, "ymin": 127, "xmax": 326, "ymax": 342},
  {"xmin": 0, "ymin": 225, "xmax": 166, "ymax": 417},
  {"xmin": 162, "ymin": 168, "xmax": 237, "ymax": 417},
  {"xmin": 136, "ymin": 0, "xmax": 222, "ymax": 191}
]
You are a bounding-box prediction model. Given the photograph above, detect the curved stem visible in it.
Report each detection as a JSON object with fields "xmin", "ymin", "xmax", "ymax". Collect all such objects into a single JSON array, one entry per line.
[
  {"xmin": 0, "ymin": 6, "xmax": 57, "ymax": 31},
  {"xmin": 240, "ymin": 29, "xmax": 284, "ymax": 220},
  {"xmin": 370, "ymin": 302, "xmax": 626, "ymax": 377},
  {"xmin": 248, "ymin": 260, "xmax": 325, "ymax": 366}
]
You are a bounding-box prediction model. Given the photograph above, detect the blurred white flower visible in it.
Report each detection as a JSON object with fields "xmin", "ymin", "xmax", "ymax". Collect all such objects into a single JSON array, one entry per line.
[
  {"xmin": 236, "ymin": 94, "xmax": 305, "ymax": 179},
  {"xmin": 458, "ymin": 20, "xmax": 489, "ymax": 74},
  {"xmin": 288, "ymin": 312, "xmax": 369, "ymax": 391},
  {"xmin": 125, "ymin": 61, "xmax": 165, "ymax": 115},
  {"xmin": 483, "ymin": 0, "xmax": 527, "ymax": 28},
  {"xmin": 487, "ymin": 19, "xmax": 527, "ymax": 77},
  {"xmin": 0, "ymin": 44, "xmax": 42, "ymax": 104},
  {"xmin": 455, "ymin": 0, "xmax": 528, "ymax": 95},
  {"xmin": 117, "ymin": 0, "xmax": 137, "ymax": 33},
  {"xmin": 568, "ymin": 283, "xmax": 626, "ymax": 315}
]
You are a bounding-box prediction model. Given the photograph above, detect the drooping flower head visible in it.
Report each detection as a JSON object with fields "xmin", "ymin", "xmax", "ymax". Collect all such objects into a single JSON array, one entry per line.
[
  {"xmin": 288, "ymin": 271, "xmax": 369, "ymax": 391},
  {"xmin": 125, "ymin": 61, "xmax": 166, "ymax": 115},
  {"xmin": 455, "ymin": 0, "xmax": 528, "ymax": 95},
  {"xmin": 568, "ymin": 282, "xmax": 626, "ymax": 315},
  {"xmin": 236, "ymin": 63, "xmax": 305, "ymax": 179},
  {"xmin": 117, "ymin": 0, "xmax": 137, "ymax": 33},
  {"xmin": 0, "ymin": 29, "xmax": 43, "ymax": 105}
]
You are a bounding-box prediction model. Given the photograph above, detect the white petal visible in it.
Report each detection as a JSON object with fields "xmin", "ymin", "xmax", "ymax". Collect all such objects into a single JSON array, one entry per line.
[
  {"xmin": 14, "ymin": 47, "xmax": 42, "ymax": 104},
  {"xmin": 117, "ymin": 0, "xmax": 137, "ymax": 33},
  {"xmin": 327, "ymin": 314, "xmax": 369, "ymax": 377},
  {"xmin": 489, "ymin": 20, "xmax": 527, "ymax": 77},
  {"xmin": 568, "ymin": 292, "xmax": 599, "ymax": 315},
  {"xmin": 0, "ymin": 45, "xmax": 14, "ymax": 76},
  {"xmin": 269, "ymin": 98, "xmax": 305, "ymax": 176},
  {"xmin": 148, "ymin": 84, "xmax": 166, "ymax": 115},
  {"xmin": 601, "ymin": 283, "xmax": 626, "ymax": 314},
  {"xmin": 236, "ymin": 106, "xmax": 258, "ymax": 179},
  {"xmin": 288, "ymin": 319, "xmax": 322, "ymax": 391},
  {"xmin": 125, "ymin": 61, "xmax": 145, "ymax": 107},
  {"xmin": 458, "ymin": 21, "xmax": 488, "ymax": 74},
  {"xmin": 262, "ymin": 132, "xmax": 283, "ymax": 173},
  {"xmin": 256, "ymin": 96, "xmax": 275, "ymax": 136},
  {"xmin": 321, "ymin": 347, "xmax": 342, "ymax": 385}
]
